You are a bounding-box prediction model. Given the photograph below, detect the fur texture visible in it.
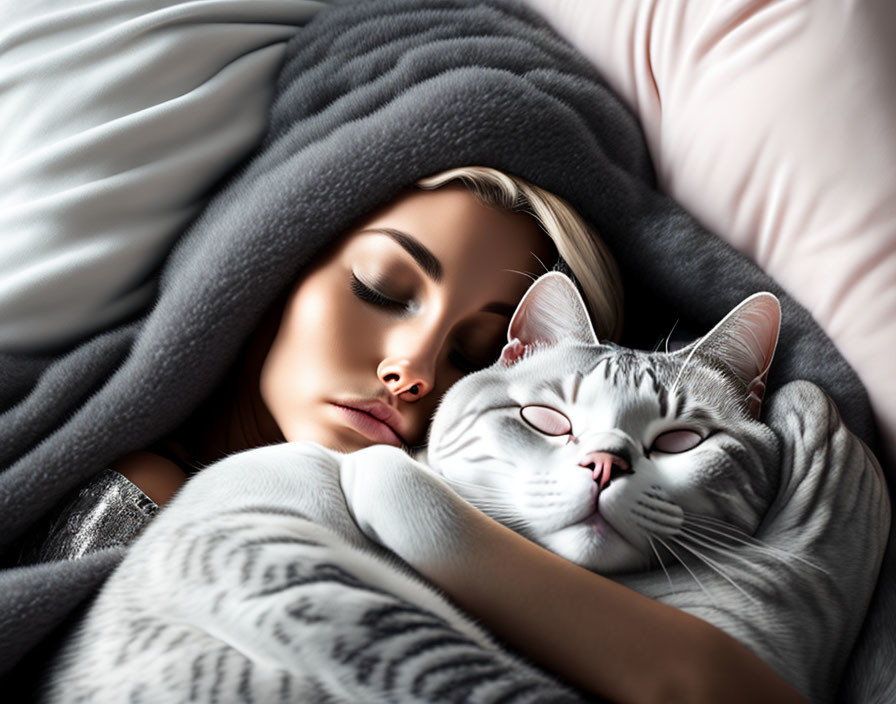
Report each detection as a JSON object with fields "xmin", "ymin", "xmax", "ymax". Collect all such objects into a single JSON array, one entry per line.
[
  {"xmin": 42, "ymin": 275, "xmax": 888, "ymax": 703},
  {"xmin": 1, "ymin": 0, "xmax": 879, "ymax": 683}
]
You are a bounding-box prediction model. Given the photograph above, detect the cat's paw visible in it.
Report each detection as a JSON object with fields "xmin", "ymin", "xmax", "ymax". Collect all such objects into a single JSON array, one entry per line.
[
  {"xmin": 340, "ymin": 445, "xmax": 420, "ymax": 542},
  {"xmin": 340, "ymin": 445, "xmax": 466, "ymax": 566}
]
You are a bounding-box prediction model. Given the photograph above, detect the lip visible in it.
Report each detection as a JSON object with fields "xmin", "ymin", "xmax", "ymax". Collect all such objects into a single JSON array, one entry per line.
[{"xmin": 331, "ymin": 400, "xmax": 407, "ymax": 448}]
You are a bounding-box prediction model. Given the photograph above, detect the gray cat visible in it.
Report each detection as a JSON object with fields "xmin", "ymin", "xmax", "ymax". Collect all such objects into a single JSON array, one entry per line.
[{"xmin": 41, "ymin": 273, "xmax": 889, "ymax": 704}]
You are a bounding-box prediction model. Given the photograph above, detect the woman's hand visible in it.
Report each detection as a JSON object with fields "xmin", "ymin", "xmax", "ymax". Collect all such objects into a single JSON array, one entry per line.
[{"xmin": 340, "ymin": 445, "xmax": 806, "ymax": 704}]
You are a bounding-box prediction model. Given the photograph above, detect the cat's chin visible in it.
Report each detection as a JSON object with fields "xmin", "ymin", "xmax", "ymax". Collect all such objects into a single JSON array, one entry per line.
[{"xmin": 539, "ymin": 513, "xmax": 648, "ymax": 574}]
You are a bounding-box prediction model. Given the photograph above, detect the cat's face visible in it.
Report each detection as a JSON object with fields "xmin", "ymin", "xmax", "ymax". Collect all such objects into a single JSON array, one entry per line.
[
  {"xmin": 427, "ymin": 341, "xmax": 778, "ymax": 574},
  {"xmin": 426, "ymin": 273, "xmax": 782, "ymax": 575}
]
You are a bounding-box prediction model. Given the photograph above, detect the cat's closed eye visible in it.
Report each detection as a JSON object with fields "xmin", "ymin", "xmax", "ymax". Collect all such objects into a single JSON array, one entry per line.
[
  {"xmin": 649, "ymin": 429, "xmax": 703, "ymax": 454},
  {"xmin": 520, "ymin": 405, "xmax": 571, "ymax": 436}
]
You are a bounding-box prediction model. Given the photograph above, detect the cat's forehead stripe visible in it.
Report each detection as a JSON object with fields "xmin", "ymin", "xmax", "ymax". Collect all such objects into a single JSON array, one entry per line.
[
  {"xmin": 580, "ymin": 353, "xmax": 615, "ymax": 378},
  {"xmin": 568, "ymin": 370, "xmax": 585, "ymax": 404},
  {"xmin": 522, "ymin": 343, "xmax": 745, "ymax": 428},
  {"xmin": 657, "ymin": 387, "xmax": 668, "ymax": 419},
  {"xmin": 602, "ymin": 359, "xmax": 612, "ymax": 380},
  {"xmin": 671, "ymin": 391, "xmax": 683, "ymax": 419},
  {"xmin": 533, "ymin": 378, "xmax": 565, "ymax": 399},
  {"xmin": 681, "ymin": 407, "xmax": 715, "ymax": 425}
]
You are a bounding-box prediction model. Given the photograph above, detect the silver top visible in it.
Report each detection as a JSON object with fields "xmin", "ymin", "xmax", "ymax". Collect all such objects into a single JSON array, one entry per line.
[{"xmin": 12, "ymin": 469, "xmax": 158, "ymax": 566}]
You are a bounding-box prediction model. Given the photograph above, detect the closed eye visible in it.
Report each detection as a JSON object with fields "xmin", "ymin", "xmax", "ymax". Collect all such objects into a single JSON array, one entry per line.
[
  {"xmin": 650, "ymin": 429, "xmax": 703, "ymax": 454},
  {"xmin": 351, "ymin": 272, "xmax": 496, "ymax": 373},
  {"xmin": 350, "ymin": 273, "xmax": 406, "ymax": 310},
  {"xmin": 520, "ymin": 405, "xmax": 571, "ymax": 436}
]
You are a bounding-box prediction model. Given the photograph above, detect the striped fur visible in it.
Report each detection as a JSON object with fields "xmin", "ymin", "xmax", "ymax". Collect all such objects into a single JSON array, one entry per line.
[
  {"xmin": 427, "ymin": 338, "xmax": 889, "ymax": 704},
  {"xmin": 43, "ymin": 281, "xmax": 888, "ymax": 703},
  {"xmin": 42, "ymin": 443, "xmax": 585, "ymax": 703}
]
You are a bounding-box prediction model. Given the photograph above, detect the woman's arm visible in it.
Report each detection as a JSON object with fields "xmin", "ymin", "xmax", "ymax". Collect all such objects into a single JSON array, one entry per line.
[
  {"xmin": 111, "ymin": 451, "xmax": 187, "ymax": 506},
  {"xmin": 424, "ymin": 504, "xmax": 805, "ymax": 704},
  {"xmin": 342, "ymin": 446, "xmax": 806, "ymax": 704}
]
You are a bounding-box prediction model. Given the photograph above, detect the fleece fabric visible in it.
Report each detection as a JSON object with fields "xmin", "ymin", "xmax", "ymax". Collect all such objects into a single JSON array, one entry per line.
[{"xmin": 0, "ymin": 0, "xmax": 881, "ymax": 693}]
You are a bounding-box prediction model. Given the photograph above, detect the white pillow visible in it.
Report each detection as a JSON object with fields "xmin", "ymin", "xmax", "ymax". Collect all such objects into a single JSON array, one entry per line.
[
  {"xmin": 0, "ymin": 0, "xmax": 325, "ymax": 350},
  {"xmin": 4, "ymin": 0, "xmax": 894, "ymax": 468},
  {"xmin": 525, "ymin": 0, "xmax": 896, "ymax": 469}
]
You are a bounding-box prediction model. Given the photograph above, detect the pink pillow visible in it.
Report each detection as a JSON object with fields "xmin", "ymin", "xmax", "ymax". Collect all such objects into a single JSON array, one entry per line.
[{"xmin": 526, "ymin": 0, "xmax": 896, "ymax": 469}]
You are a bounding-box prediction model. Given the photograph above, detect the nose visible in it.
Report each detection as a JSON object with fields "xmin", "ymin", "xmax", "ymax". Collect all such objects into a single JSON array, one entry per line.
[
  {"xmin": 378, "ymin": 357, "xmax": 433, "ymax": 402},
  {"xmin": 578, "ymin": 450, "xmax": 632, "ymax": 489},
  {"xmin": 377, "ymin": 316, "xmax": 450, "ymax": 402}
]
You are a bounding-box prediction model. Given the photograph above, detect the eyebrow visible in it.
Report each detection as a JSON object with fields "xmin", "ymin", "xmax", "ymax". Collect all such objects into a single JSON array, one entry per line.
[
  {"xmin": 359, "ymin": 227, "xmax": 518, "ymax": 318},
  {"xmin": 359, "ymin": 227, "xmax": 443, "ymax": 282}
]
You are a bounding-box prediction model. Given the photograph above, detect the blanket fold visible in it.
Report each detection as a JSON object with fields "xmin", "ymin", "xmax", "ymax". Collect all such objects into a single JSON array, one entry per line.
[{"xmin": 0, "ymin": 0, "xmax": 884, "ymax": 692}]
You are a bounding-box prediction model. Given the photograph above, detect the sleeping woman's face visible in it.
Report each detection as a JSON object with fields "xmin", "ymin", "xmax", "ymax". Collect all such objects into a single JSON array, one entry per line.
[{"xmin": 259, "ymin": 185, "xmax": 554, "ymax": 452}]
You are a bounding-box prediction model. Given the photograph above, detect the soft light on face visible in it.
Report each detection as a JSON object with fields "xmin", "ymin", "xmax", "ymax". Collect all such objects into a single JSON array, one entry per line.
[{"xmin": 259, "ymin": 185, "xmax": 555, "ymax": 452}]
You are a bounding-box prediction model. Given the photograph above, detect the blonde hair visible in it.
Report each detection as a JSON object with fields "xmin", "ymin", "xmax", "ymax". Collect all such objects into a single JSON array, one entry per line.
[{"xmin": 416, "ymin": 166, "xmax": 623, "ymax": 341}]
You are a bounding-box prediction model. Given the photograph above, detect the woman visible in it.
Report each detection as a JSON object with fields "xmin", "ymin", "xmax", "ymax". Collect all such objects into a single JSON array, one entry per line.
[
  {"xmin": 4, "ymin": 1, "xmax": 846, "ymax": 699},
  {"xmin": 111, "ymin": 167, "xmax": 620, "ymax": 502},
  {"xmin": 106, "ymin": 166, "xmax": 804, "ymax": 704}
]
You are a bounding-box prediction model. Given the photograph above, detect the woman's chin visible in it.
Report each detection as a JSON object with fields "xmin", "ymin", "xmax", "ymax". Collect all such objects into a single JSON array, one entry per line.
[{"xmin": 280, "ymin": 422, "xmax": 372, "ymax": 453}]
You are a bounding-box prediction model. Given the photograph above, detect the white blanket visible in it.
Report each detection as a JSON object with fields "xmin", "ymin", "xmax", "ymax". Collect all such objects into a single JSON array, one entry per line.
[{"xmin": 0, "ymin": 0, "xmax": 325, "ymax": 350}]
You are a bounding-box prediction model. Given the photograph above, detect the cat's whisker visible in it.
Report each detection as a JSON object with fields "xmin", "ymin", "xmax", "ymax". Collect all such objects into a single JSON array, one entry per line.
[
  {"xmin": 632, "ymin": 508, "xmax": 679, "ymax": 535},
  {"xmin": 653, "ymin": 536, "xmax": 716, "ymax": 605},
  {"xmin": 681, "ymin": 516, "xmax": 757, "ymax": 543},
  {"xmin": 670, "ymin": 537, "xmax": 758, "ymax": 605},
  {"xmin": 682, "ymin": 515, "xmax": 828, "ymax": 574},
  {"xmin": 660, "ymin": 320, "xmax": 681, "ymax": 354},
  {"xmin": 633, "ymin": 496, "xmax": 683, "ymax": 536},
  {"xmin": 679, "ymin": 525, "xmax": 743, "ymax": 549},
  {"xmin": 501, "ymin": 267, "xmax": 540, "ymax": 283},
  {"xmin": 670, "ymin": 345, "xmax": 699, "ymax": 396},
  {"xmin": 636, "ymin": 497, "xmax": 682, "ymax": 520},
  {"xmin": 647, "ymin": 536, "xmax": 674, "ymax": 589},
  {"xmin": 681, "ymin": 512, "xmax": 735, "ymax": 527},
  {"xmin": 699, "ymin": 486, "xmax": 742, "ymax": 501},
  {"xmin": 678, "ymin": 528, "xmax": 773, "ymax": 574},
  {"xmin": 533, "ymin": 253, "xmax": 553, "ymax": 275},
  {"xmin": 679, "ymin": 526, "xmax": 824, "ymax": 581},
  {"xmin": 682, "ymin": 513, "xmax": 766, "ymax": 538},
  {"xmin": 681, "ymin": 517, "xmax": 777, "ymax": 549},
  {"xmin": 683, "ymin": 517, "xmax": 757, "ymax": 543}
]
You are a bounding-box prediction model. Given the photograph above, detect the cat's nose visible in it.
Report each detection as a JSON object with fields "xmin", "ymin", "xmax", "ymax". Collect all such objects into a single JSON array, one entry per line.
[{"xmin": 579, "ymin": 451, "xmax": 631, "ymax": 489}]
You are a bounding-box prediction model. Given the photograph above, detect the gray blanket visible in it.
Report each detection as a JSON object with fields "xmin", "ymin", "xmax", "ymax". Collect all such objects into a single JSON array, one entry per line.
[{"xmin": 0, "ymin": 0, "xmax": 886, "ymax": 697}]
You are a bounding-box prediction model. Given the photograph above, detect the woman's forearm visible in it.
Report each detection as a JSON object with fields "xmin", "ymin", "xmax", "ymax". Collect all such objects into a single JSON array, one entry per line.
[
  {"xmin": 424, "ymin": 505, "xmax": 806, "ymax": 704},
  {"xmin": 342, "ymin": 447, "xmax": 806, "ymax": 704}
]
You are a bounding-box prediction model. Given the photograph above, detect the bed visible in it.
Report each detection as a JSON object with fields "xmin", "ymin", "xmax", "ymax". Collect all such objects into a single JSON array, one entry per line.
[{"xmin": 1, "ymin": 0, "xmax": 893, "ymax": 700}]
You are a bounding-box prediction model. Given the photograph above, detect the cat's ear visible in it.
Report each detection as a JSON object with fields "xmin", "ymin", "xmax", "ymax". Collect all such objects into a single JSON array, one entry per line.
[
  {"xmin": 500, "ymin": 272, "xmax": 597, "ymax": 366},
  {"xmin": 677, "ymin": 292, "xmax": 781, "ymax": 419}
]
